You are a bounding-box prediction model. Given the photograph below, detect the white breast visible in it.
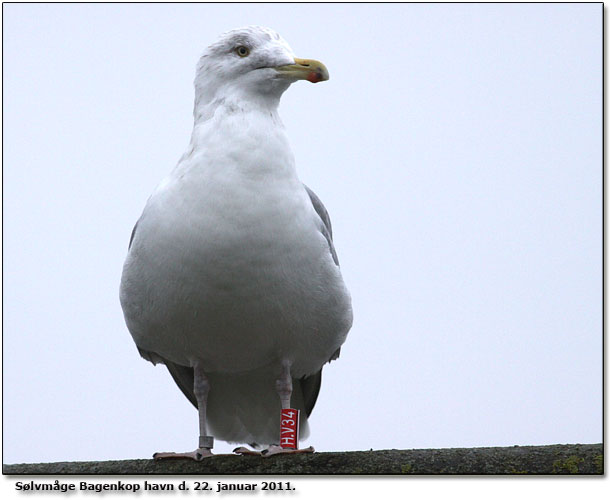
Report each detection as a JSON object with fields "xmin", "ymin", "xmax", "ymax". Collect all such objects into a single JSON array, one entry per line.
[{"xmin": 120, "ymin": 107, "xmax": 352, "ymax": 377}]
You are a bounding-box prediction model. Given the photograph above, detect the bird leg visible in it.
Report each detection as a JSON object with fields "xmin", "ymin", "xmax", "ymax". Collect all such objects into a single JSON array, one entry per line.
[
  {"xmin": 276, "ymin": 360, "xmax": 293, "ymax": 410},
  {"xmin": 153, "ymin": 361, "xmax": 216, "ymax": 460},
  {"xmin": 234, "ymin": 361, "xmax": 315, "ymax": 457}
]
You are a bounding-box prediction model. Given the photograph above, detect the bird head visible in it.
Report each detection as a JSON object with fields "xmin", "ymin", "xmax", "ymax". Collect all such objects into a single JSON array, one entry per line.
[{"xmin": 194, "ymin": 26, "xmax": 329, "ymax": 111}]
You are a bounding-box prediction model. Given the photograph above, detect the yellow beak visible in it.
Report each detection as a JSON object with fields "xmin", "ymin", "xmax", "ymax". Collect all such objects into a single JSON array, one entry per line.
[{"xmin": 275, "ymin": 58, "xmax": 329, "ymax": 83}]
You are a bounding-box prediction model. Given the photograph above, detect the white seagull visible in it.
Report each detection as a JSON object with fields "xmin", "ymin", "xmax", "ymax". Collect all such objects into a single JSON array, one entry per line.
[{"xmin": 120, "ymin": 26, "xmax": 353, "ymax": 460}]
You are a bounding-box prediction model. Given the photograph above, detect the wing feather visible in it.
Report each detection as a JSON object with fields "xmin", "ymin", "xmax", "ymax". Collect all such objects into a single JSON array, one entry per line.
[{"xmin": 303, "ymin": 184, "xmax": 339, "ymax": 266}]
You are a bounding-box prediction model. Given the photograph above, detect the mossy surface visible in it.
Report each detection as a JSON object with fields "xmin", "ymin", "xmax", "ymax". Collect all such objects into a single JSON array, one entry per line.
[
  {"xmin": 400, "ymin": 463, "xmax": 413, "ymax": 474},
  {"xmin": 3, "ymin": 443, "xmax": 602, "ymax": 475},
  {"xmin": 552, "ymin": 455, "xmax": 584, "ymax": 474}
]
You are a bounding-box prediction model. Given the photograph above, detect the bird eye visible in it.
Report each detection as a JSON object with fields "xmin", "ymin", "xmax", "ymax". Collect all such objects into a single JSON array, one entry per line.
[{"xmin": 235, "ymin": 46, "xmax": 250, "ymax": 57}]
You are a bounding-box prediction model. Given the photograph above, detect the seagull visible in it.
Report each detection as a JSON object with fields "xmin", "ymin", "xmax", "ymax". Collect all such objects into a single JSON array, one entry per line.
[{"xmin": 120, "ymin": 26, "xmax": 353, "ymax": 460}]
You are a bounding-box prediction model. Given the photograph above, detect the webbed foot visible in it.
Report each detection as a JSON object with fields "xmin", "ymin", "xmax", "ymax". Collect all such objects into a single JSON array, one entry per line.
[{"xmin": 233, "ymin": 445, "xmax": 315, "ymax": 457}]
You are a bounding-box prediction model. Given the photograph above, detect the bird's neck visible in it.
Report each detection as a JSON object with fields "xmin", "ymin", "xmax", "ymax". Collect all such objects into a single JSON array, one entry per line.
[
  {"xmin": 193, "ymin": 84, "xmax": 283, "ymax": 124},
  {"xmin": 186, "ymin": 93, "xmax": 297, "ymax": 181}
]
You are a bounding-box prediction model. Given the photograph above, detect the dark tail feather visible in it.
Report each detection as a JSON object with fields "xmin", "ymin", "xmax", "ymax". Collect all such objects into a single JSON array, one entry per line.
[
  {"xmin": 299, "ymin": 369, "xmax": 322, "ymax": 417},
  {"xmin": 164, "ymin": 361, "xmax": 197, "ymax": 408}
]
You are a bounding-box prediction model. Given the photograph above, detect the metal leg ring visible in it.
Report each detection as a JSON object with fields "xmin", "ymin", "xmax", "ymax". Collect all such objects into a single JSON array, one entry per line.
[{"xmin": 199, "ymin": 435, "xmax": 214, "ymax": 449}]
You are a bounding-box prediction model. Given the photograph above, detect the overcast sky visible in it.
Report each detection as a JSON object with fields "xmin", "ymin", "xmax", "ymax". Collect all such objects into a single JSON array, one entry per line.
[{"xmin": 3, "ymin": 2, "xmax": 602, "ymax": 466}]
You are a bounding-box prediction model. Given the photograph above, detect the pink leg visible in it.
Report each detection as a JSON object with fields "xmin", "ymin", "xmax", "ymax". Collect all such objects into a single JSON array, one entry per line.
[
  {"xmin": 276, "ymin": 360, "xmax": 292, "ymax": 410},
  {"xmin": 234, "ymin": 361, "xmax": 315, "ymax": 457},
  {"xmin": 154, "ymin": 361, "xmax": 218, "ymax": 461}
]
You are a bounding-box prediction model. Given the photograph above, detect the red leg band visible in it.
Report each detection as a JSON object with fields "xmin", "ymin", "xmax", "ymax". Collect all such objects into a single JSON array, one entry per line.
[{"xmin": 280, "ymin": 409, "xmax": 300, "ymax": 449}]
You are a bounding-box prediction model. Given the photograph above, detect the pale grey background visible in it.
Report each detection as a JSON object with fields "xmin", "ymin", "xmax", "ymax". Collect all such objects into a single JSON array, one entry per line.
[{"xmin": 3, "ymin": 3, "xmax": 602, "ymax": 463}]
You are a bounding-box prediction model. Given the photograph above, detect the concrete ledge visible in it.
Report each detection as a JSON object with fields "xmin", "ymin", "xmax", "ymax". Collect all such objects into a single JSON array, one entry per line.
[{"xmin": 3, "ymin": 443, "xmax": 603, "ymax": 475}]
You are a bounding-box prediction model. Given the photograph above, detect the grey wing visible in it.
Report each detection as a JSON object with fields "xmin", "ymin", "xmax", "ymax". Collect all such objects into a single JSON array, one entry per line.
[
  {"xmin": 303, "ymin": 185, "xmax": 343, "ymax": 364},
  {"xmin": 128, "ymin": 219, "xmax": 139, "ymax": 250},
  {"xmin": 303, "ymin": 184, "xmax": 339, "ymax": 266}
]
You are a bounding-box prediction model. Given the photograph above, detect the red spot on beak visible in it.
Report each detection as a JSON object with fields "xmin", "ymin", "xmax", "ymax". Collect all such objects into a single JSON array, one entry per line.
[{"xmin": 307, "ymin": 71, "xmax": 322, "ymax": 83}]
